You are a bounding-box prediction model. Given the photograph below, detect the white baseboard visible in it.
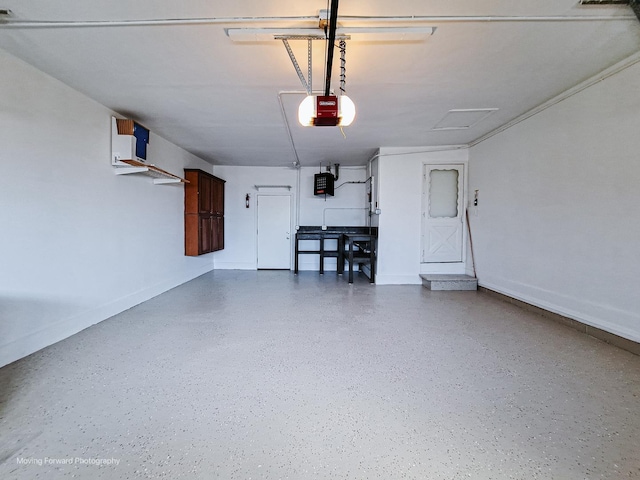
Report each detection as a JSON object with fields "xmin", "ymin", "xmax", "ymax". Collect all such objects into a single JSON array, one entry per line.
[
  {"xmin": 375, "ymin": 274, "xmax": 422, "ymax": 285},
  {"xmin": 479, "ymin": 279, "xmax": 640, "ymax": 343},
  {"xmin": 0, "ymin": 264, "xmax": 214, "ymax": 368},
  {"xmin": 213, "ymin": 261, "xmax": 256, "ymax": 270}
]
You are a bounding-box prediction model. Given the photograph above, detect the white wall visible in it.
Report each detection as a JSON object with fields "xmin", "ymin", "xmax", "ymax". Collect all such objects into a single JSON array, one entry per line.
[
  {"xmin": 212, "ymin": 165, "xmax": 368, "ymax": 271},
  {"xmin": 375, "ymin": 147, "xmax": 469, "ymax": 285},
  {"xmin": 468, "ymin": 61, "xmax": 640, "ymax": 342},
  {"xmin": 211, "ymin": 166, "xmax": 296, "ymax": 270},
  {"xmin": 0, "ymin": 48, "xmax": 214, "ymax": 367}
]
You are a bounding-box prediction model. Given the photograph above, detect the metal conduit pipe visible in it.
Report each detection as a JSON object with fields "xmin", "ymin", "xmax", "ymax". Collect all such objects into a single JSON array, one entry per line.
[
  {"xmin": 3, "ymin": 13, "xmax": 635, "ymax": 29},
  {"xmin": 332, "ymin": 14, "xmax": 637, "ymax": 22},
  {"xmin": 0, "ymin": 16, "xmax": 319, "ymax": 28}
]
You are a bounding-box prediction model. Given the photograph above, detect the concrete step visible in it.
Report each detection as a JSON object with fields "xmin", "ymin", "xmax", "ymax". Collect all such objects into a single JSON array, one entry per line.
[{"xmin": 420, "ymin": 274, "xmax": 478, "ymax": 291}]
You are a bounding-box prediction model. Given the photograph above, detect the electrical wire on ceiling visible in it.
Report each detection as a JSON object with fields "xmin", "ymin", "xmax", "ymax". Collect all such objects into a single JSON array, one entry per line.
[{"xmin": 277, "ymin": 91, "xmax": 304, "ymax": 166}]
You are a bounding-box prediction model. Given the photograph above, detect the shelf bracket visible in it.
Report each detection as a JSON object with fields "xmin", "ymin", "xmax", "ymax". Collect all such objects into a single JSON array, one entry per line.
[
  {"xmin": 153, "ymin": 178, "xmax": 183, "ymax": 185},
  {"xmin": 112, "ymin": 158, "xmax": 188, "ymax": 184},
  {"xmin": 114, "ymin": 166, "xmax": 148, "ymax": 175}
]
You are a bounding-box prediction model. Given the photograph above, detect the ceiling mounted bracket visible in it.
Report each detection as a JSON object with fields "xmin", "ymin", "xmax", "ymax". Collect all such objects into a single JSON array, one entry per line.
[
  {"xmin": 278, "ymin": 34, "xmax": 351, "ymax": 95},
  {"xmin": 281, "ymin": 38, "xmax": 312, "ymax": 95},
  {"xmin": 307, "ymin": 38, "xmax": 312, "ymax": 94}
]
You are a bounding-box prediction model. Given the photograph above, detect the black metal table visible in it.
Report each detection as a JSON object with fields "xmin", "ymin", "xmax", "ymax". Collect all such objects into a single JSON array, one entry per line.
[
  {"xmin": 343, "ymin": 233, "xmax": 377, "ymax": 284},
  {"xmin": 294, "ymin": 231, "xmax": 343, "ymax": 274},
  {"xmin": 294, "ymin": 226, "xmax": 377, "ymax": 279}
]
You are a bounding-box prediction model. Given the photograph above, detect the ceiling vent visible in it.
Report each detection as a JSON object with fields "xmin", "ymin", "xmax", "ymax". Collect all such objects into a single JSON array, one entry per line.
[{"xmin": 432, "ymin": 109, "xmax": 498, "ymax": 131}]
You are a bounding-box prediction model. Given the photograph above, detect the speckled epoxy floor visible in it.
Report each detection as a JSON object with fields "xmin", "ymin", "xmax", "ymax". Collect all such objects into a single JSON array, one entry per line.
[{"xmin": 1, "ymin": 270, "xmax": 639, "ymax": 479}]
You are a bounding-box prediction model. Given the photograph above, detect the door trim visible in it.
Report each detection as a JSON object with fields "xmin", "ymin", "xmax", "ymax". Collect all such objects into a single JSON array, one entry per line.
[
  {"xmin": 421, "ymin": 163, "xmax": 466, "ymax": 264},
  {"xmin": 256, "ymin": 193, "xmax": 293, "ymax": 270}
]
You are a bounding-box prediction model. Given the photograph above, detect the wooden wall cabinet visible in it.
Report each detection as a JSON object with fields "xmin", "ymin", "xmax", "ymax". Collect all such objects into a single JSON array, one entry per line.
[{"xmin": 184, "ymin": 169, "xmax": 225, "ymax": 256}]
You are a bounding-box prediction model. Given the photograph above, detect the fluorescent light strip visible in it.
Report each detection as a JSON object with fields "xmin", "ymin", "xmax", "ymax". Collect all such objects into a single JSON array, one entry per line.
[{"xmin": 226, "ymin": 27, "xmax": 436, "ymax": 43}]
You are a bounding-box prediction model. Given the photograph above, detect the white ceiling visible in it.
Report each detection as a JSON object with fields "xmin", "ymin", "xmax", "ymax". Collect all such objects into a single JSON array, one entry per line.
[{"xmin": 1, "ymin": 1, "xmax": 639, "ymax": 167}]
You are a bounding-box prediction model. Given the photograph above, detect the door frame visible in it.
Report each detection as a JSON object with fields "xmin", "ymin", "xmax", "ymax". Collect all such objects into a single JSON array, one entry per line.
[
  {"xmin": 420, "ymin": 161, "xmax": 468, "ymax": 275},
  {"xmin": 256, "ymin": 193, "xmax": 294, "ymax": 270}
]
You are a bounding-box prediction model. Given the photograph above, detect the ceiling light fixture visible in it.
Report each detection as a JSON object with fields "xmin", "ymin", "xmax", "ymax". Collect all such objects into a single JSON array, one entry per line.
[{"xmin": 298, "ymin": 94, "xmax": 355, "ymax": 127}]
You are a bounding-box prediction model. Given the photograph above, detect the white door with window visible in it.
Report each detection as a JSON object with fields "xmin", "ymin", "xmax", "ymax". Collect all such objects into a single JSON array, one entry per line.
[
  {"xmin": 422, "ymin": 164, "xmax": 464, "ymax": 263},
  {"xmin": 257, "ymin": 195, "xmax": 292, "ymax": 269}
]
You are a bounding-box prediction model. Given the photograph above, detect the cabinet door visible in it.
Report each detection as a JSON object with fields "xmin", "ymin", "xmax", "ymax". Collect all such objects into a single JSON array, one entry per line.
[
  {"xmin": 212, "ymin": 216, "xmax": 224, "ymax": 252},
  {"xmin": 198, "ymin": 174, "xmax": 213, "ymax": 214},
  {"xmin": 212, "ymin": 179, "xmax": 224, "ymax": 215},
  {"xmin": 217, "ymin": 216, "xmax": 224, "ymax": 251},
  {"xmin": 184, "ymin": 169, "xmax": 225, "ymax": 256},
  {"xmin": 199, "ymin": 216, "xmax": 213, "ymax": 254}
]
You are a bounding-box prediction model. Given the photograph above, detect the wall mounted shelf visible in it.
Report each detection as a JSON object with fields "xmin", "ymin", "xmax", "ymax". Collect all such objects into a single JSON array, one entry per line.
[
  {"xmin": 111, "ymin": 116, "xmax": 188, "ymax": 185},
  {"xmin": 114, "ymin": 159, "xmax": 189, "ymax": 185}
]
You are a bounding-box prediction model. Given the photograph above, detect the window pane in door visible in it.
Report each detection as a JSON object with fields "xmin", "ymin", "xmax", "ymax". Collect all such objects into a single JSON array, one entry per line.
[{"xmin": 429, "ymin": 169, "xmax": 459, "ymax": 218}]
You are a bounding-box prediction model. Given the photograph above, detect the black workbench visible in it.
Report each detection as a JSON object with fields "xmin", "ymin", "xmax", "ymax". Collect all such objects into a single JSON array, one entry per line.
[{"xmin": 294, "ymin": 226, "xmax": 378, "ymax": 283}]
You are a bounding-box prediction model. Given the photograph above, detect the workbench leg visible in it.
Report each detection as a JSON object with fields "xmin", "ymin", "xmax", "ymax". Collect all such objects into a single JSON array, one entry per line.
[
  {"xmin": 294, "ymin": 237, "xmax": 299, "ymax": 274},
  {"xmin": 348, "ymin": 243, "xmax": 354, "ymax": 284},
  {"xmin": 338, "ymin": 235, "xmax": 344, "ymax": 275},
  {"xmin": 369, "ymin": 245, "xmax": 375, "ymax": 283},
  {"xmin": 319, "ymin": 238, "xmax": 324, "ymax": 275}
]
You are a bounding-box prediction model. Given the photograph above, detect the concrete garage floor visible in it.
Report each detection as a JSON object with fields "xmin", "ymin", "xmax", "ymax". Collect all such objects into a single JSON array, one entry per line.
[{"xmin": 1, "ymin": 270, "xmax": 639, "ymax": 479}]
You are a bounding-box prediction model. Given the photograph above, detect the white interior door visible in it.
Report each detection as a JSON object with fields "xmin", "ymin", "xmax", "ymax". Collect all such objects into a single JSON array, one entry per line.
[
  {"xmin": 422, "ymin": 165, "xmax": 464, "ymax": 263},
  {"xmin": 257, "ymin": 195, "xmax": 292, "ymax": 269}
]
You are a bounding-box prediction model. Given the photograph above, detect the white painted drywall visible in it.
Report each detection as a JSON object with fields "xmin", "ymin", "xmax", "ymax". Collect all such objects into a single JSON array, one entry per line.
[
  {"xmin": 375, "ymin": 147, "xmax": 469, "ymax": 285},
  {"xmin": 211, "ymin": 166, "xmax": 296, "ymax": 270},
  {"xmin": 212, "ymin": 165, "xmax": 368, "ymax": 271},
  {"xmin": 298, "ymin": 166, "xmax": 369, "ymax": 228},
  {"xmin": 0, "ymin": 48, "xmax": 214, "ymax": 367},
  {"xmin": 468, "ymin": 61, "xmax": 640, "ymax": 342}
]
